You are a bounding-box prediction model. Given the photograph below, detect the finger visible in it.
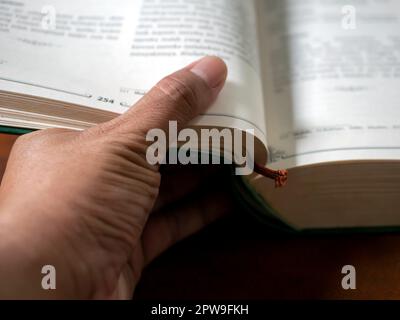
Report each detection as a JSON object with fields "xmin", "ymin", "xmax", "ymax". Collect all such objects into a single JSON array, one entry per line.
[
  {"xmin": 152, "ymin": 164, "xmax": 221, "ymax": 212},
  {"xmin": 141, "ymin": 190, "xmax": 233, "ymax": 266},
  {"xmin": 106, "ymin": 56, "xmax": 228, "ymax": 134}
]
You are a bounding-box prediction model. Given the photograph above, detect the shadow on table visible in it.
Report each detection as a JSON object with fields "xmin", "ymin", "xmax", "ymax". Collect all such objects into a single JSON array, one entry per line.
[{"xmin": 135, "ymin": 211, "xmax": 400, "ymax": 300}]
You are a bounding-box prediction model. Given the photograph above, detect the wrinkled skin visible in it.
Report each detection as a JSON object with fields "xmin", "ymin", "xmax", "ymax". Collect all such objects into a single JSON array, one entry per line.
[{"xmin": 0, "ymin": 56, "xmax": 231, "ymax": 299}]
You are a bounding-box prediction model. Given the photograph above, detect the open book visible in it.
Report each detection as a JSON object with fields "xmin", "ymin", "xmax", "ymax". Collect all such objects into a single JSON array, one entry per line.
[{"xmin": 1, "ymin": 0, "xmax": 400, "ymax": 232}]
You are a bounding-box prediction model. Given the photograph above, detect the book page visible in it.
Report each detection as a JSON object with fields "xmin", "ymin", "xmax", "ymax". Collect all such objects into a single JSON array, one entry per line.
[
  {"xmin": 257, "ymin": 0, "xmax": 400, "ymax": 168},
  {"xmin": 0, "ymin": 0, "xmax": 267, "ymax": 144}
]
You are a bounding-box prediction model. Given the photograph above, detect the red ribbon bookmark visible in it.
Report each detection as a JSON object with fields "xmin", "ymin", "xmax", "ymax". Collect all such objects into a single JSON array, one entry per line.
[{"xmin": 254, "ymin": 163, "xmax": 288, "ymax": 188}]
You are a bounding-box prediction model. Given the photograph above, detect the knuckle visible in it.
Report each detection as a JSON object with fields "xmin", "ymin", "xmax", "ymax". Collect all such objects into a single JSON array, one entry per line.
[
  {"xmin": 155, "ymin": 75, "xmax": 199, "ymax": 115},
  {"xmin": 13, "ymin": 131, "xmax": 40, "ymax": 147},
  {"xmin": 12, "ymin": 128, "xmax": 72, "ymax": 152},
  {"xmin": 82, "ymin": 122, "xmax": 109, "ymax": 138},
  {"xmin": 11, "ymin": 134, "xmax": 40, "ymax": 157}
]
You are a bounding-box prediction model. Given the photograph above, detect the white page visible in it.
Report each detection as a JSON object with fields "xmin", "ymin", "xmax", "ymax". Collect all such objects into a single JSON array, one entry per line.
[
  {"xmin": 0, "ymin": 0, "xmax": 267, "ymax": 144},
  {"xmin": 258, "ymin": 0, "xmax": 400, "ymax": 168}
]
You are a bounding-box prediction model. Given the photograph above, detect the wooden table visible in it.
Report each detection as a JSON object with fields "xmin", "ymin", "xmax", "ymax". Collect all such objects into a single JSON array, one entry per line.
[
  {"xmin": 0, "ymin": 134, "xmax": 17, "ymax": 176},
  {"xmin": 1, "ymin": 133, "xmax": 400, "ymax": 300}
]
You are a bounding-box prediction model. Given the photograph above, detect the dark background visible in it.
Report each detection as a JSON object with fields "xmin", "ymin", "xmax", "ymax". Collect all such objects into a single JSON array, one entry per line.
[{"xmin": 1, "ymin": 133, "xmax": 400, "ymax": 300}]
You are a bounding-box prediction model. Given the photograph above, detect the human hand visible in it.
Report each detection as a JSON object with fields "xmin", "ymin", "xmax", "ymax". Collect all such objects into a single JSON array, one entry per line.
[{"xmin": 0, "ymin": 56, "xmax": 231, "ymax": 299}]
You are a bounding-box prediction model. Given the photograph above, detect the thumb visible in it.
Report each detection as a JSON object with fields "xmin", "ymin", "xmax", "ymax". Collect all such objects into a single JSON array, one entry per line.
[{"xmin": 107, "ymin": 56, "xmax": 227, "ymax": 134}]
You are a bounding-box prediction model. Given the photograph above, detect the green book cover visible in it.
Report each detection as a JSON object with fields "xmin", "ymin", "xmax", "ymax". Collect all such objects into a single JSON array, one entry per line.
[{"xmin": 0, "ymin": 126, "xmax": 34, "ymax": 135}]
